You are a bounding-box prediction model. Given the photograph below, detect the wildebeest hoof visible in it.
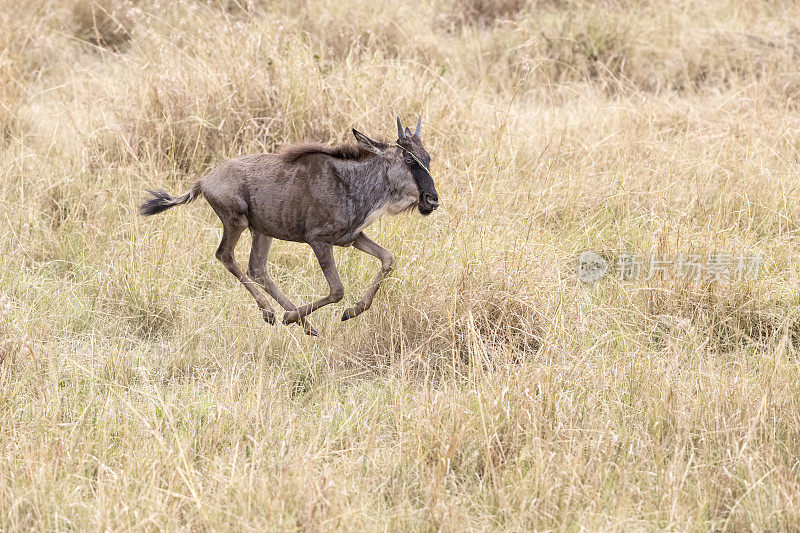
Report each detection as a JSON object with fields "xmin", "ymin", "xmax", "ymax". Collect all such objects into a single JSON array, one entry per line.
[
  {"xmin": 283, "ymin": 310, "xmax": 299, "ymax": 324},
  {"xmin": 303, "ymin": 321, "xmax": 318, "ymax": 336},
  {"xmin": 262, "ymin": 310, "xmax": 276, "ymax": 325}
]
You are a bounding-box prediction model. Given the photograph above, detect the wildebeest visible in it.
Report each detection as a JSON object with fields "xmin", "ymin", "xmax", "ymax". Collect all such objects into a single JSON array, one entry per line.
[{"xmin": 139, "ymin": 116, "xmax": 439, "ymax": 335}]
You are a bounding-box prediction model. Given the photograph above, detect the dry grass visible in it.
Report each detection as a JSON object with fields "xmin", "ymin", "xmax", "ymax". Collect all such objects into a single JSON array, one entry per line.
[{"xmin": 2, "ymin": 0, "xmax": 800, "ymax": 530}]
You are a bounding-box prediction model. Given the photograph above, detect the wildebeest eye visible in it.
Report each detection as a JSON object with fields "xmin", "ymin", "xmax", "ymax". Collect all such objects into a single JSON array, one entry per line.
[{"xmin": 404, "ymin": 157, "xmax": 413, "ymax": 164}]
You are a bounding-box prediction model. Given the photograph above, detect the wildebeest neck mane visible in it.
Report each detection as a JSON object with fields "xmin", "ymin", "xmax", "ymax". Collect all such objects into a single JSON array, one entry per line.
[{"xmin": 279, "ymin": 142, "xmax": 377, "ymax": 163}]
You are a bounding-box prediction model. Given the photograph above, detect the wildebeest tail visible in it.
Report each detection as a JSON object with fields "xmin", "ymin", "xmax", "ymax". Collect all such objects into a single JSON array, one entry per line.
[{"xmin": 139, "ymin": 183, "xmax": 202, "ymax": 216}]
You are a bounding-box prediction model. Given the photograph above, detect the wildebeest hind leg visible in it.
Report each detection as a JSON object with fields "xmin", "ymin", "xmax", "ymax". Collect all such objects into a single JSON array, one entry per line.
[
  {"xmin": 214, "ymin": 219, "xmax": 276, "ymax": 324},
  {"xmin": 247, "ymin": 230, "xmax": 318, "ymax": 336}
]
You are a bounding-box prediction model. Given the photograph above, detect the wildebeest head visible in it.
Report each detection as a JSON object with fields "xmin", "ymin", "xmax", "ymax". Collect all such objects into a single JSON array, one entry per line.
[
  {"xmin": 396, "ymin": 116, "xmax": 439, "ymax": 215},
  {"xmin": 352, "ymin": 116, "xmax": 440, "ymax": 216}
]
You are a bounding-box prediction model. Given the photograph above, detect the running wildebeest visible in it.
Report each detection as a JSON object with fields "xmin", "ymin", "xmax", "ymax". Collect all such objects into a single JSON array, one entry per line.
[{"xmin": 139, "ymin": 116, "xmax": 439, "ymax": 336}]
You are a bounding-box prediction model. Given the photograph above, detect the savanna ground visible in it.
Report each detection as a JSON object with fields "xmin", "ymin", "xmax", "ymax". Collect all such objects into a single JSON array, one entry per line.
[{"xmin": 2, "ymin": 0, "xmax": 800, "ymax": 530}]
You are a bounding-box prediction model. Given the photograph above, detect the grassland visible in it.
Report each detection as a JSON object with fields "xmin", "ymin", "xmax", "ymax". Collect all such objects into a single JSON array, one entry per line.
[{"xmin": 2, "ymin": 0, "xmax": 800, "ymax": 530}]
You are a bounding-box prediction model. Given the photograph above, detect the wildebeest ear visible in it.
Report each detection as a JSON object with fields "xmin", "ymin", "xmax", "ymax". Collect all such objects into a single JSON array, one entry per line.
[{"xmin": 352, "ymin": 129, "xmax": 389, "ymax": 153}]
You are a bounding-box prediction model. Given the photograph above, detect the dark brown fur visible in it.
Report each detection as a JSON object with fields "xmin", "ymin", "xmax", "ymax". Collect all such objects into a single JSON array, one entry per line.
[{"xmin": 279, "ymin": 142, "xmax": 374, "ymax": 163}]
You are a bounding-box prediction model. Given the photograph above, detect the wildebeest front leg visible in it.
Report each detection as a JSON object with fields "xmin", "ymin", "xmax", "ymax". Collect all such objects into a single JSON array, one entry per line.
[
  {"xmin": 283, "ymin": 242, "xmax": 344, "ymax": 325},
  {"xmin": 215, "ymin": 221, "xmax": 276, "ymax": 324},
  {"xmin": 342, "ymin": 232, "xmax": 394, "ymax": 321},
  {"xmin": 247, "ymin": 230, "xmax": 317, "ymax": 336}
]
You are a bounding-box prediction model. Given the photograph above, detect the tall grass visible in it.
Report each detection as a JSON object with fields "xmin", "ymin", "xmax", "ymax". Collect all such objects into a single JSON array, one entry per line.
[{"xmin": 2, "ymin": 0, "xmax": 800, "ymax": 529}]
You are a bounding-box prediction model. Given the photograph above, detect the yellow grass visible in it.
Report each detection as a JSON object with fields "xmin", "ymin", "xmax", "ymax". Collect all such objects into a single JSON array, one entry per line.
[{"xmin": 2, "ymin": 0, "xmax": 800, "ymax": 529}]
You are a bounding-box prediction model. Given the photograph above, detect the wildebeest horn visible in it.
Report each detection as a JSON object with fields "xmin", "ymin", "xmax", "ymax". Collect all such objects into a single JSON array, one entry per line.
[
  {"xmin": 414, "ymin": 115, "xmax": 421, "ymax": 137},
  {"xmin": 397, "ymin": 116, "xmax": 405, "ymax": 139}
]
